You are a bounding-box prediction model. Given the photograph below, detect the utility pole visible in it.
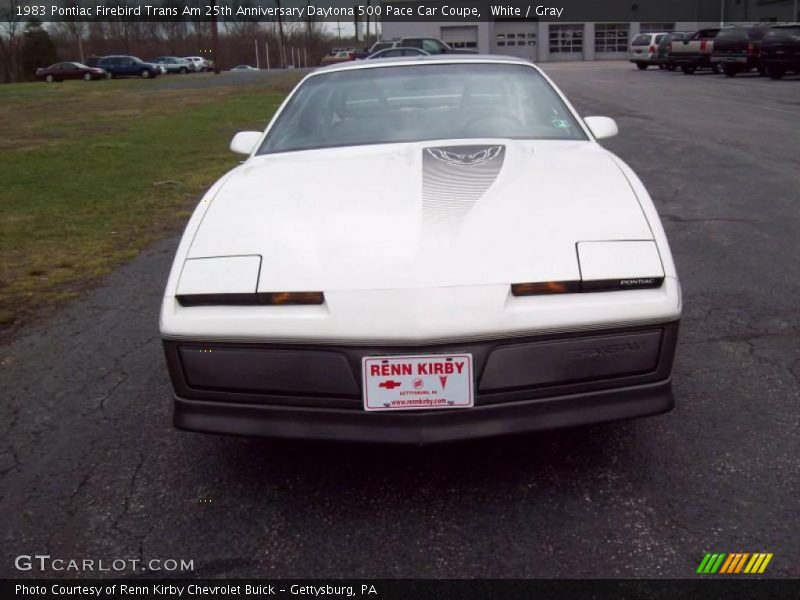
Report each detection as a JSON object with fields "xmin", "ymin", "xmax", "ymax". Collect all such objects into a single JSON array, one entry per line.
[
  {"xmin": 366, "ymin": 0, "xmax": 370, "ymax": 43},
  {"xmin": 76, "ymin": 28, "xmax": 84, "ymax": 63},
  {"xmin": 354, "ymin": 0, "xmax": 359, "ymax": 43},
  {"xmin": 211, "ymin": 0, "xmax": 220, "ymax": 74},
  {"xmin": 276, "ymin": 1, "xmax": 286, "ymax": 68}
]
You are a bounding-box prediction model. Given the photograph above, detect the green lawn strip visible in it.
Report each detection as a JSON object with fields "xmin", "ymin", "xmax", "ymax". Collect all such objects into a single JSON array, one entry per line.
[{"xmin": 0, "ymin": 88, "xmax": 287, "ymax": 328}]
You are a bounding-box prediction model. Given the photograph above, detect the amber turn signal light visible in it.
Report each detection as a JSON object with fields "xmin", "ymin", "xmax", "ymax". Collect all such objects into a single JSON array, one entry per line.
[
  {"xmin": 258, "ymin": 291, "xmax": 325, "ymax": 305},
  {"xmin": 511, "ymin": 281, "xmax": 581, "ymax": 296}
]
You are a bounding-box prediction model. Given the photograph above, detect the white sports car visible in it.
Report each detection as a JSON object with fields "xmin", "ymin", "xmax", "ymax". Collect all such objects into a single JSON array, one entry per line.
[{"xmin": 160, "ymin": 56, "xmax": 681, "ymax": 443}]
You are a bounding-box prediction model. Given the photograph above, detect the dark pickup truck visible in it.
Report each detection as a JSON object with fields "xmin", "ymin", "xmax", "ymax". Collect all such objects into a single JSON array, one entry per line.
[
  {"xmin": 711, "ymin": 24, "xmax": 772, "ymax": 76},
  {"xmin": 759, "ymin": 24, "xmax": 800, "ymax": 79}
]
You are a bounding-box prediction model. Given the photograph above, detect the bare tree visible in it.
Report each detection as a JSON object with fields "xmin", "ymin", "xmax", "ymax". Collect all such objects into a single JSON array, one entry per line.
[
  {"xmin": 54, "ymin": 1, "xmax": 89, "ymax": 63},
  {"xmin": 0, "ymin": 0, "xmax": 24, "ymax": 82},
  {"xmin": 158, "ymin": 20, "xmax": 188, "ymax": 55},
  {"xmin": 275, "ymin": 0, "xmax": 286, "ymax": 67}
]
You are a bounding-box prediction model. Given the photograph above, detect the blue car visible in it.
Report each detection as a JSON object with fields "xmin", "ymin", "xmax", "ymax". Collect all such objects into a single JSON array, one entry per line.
[{"xmin": 98, "ymin": 55, "xmax": 163, "ymax": 79}]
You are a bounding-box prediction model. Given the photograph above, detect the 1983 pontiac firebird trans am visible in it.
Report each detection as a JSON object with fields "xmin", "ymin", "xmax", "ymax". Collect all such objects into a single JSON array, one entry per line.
[{"xmin": 160, "ymin": 56, "xmax": 681, "ymax": 443}]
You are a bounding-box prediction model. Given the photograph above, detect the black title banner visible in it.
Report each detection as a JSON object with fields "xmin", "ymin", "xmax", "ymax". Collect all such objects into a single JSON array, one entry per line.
[
  {"xmin": 12, "ymin": 0, "xmax": 750, "ymax": 23},
  {"xmin": 4, "ymin": 579, "xmax": 800, "ymax": 600}
]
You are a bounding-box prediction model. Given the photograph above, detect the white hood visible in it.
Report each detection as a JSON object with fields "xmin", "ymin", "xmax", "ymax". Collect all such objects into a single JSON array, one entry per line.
[{"xmin": 187, "ymin": 139, "xmax": 654, "ymax": 292}]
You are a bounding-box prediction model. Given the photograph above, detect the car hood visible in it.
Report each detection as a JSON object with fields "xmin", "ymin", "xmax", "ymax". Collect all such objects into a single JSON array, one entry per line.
[{"xmin": 187, "ymin": 139, "xmax": 655, "ymax": 292}]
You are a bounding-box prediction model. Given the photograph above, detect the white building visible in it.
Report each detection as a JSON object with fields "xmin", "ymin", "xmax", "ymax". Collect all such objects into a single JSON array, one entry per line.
[{"xmin": 380, "ymin": 21, "xmax": 725, "ymax": 62}]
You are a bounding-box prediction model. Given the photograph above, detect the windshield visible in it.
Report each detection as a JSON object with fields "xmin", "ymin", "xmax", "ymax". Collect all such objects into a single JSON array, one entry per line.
[
  {"xmin": 258, "ymin": 63, "xmax": 587, "ymax": 155},
  {"xmin": 631, "ymin": 34, "xmax": 651, "ymax": 46},
  {"xmin": 717, "ymin": 28, "xmax": 747, "ymax": 41},
  {"xmin": 764, "ymin": 27, "xmax": 800, "ymax": 42}
]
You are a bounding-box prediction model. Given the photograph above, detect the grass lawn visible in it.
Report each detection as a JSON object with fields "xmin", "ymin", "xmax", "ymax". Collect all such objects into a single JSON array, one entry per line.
[{"xmin": 0, "ymin": 72, "xmax": 303, "ymax": 331}]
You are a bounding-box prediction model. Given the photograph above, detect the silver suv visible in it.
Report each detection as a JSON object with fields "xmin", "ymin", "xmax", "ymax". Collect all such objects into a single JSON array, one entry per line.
[{"xmin": 629, "ymin": 32, "xmax": 669, "ymax": 69}]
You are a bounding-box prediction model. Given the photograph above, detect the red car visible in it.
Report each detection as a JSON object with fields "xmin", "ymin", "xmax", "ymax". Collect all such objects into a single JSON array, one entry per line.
[{"xmin": 36, "ymin": 62, "xmax": 108, "ymax": 83}]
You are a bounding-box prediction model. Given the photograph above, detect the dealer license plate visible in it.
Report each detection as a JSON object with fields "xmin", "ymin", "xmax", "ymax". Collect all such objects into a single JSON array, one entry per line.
[{"xmin": 362, "ymin": 354, "xmax": 474, "ymax": 412}]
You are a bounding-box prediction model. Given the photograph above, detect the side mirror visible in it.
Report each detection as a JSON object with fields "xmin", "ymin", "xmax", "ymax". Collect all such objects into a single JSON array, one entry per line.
[
  {"xmin": 230, "ymin": 131, "xmax": 262, "ymax": 155},
  {"xmin": 584, "ymin": 116, "xmax": 618, "ymax": 140}
]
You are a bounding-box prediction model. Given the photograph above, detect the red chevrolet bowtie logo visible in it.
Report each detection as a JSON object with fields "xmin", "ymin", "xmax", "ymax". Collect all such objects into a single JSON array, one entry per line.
[{"xmin": 378, "ymin": 380, "xmax": 402, "ymax": 390}]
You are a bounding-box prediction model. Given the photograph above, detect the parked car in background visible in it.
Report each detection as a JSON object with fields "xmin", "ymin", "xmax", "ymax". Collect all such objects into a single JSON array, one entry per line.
[
  {"xmin": 36, "ymin": 62, "xmax": 107, "ymax": 82},
  {"xmin": 98, "ymin": 55, "xmax": 163, "ymax": 78},
  {"xmin": 669, "ymin": 28, "xmax": 721, "ymax": 74},
  {"xmin": 655, "ymin": 32, "xmax": 691, "ymax": 70},
  {"xmin": 711, "ymin": 24, "xmax": 772, "ymax": 76},
  {"xmin": 398, "ymin": 37, "xmax": 478, "ymax": 54},
  {"xmin": 153, "ymin": 56, "xmax": 192, "ymax": 74},
  {"xmin": 759, "ymin": 23, "xmax": 800, "ymax": 79},
  {"xmin": 320, "ymin": 50, "xmax": 355, "ymax": 66},
  {"xmin": 368, "ymin": 47, "xmax": 430, "ymax": 59},
  {"xmin": 183, "ymin": 56, "xmax": 211, "ymax": 72},
  {"xmin": 368, "ymin": 41, "xmax": 397, "ymax": 54},
  {"xmin": 629, "ymin": 32, "xmax": 669, "ymax": 69},
  {"xmin": 230, "ymin": 65, "xmax": 259, "ymax": 72}
]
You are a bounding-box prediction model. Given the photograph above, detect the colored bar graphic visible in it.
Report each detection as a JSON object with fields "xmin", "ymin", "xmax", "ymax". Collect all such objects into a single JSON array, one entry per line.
[
  {"xmin": 697, "ymin": 553, "xmax": 727, "ymax": 574},
  {"xmin": 711, "ymin": 552, "xmax": 726, "ymax": 573},
  {"xmin": 744, "ymin": 554, "xmax": 760, "ymax": 573},
  {"xmin": 734, "ymin": 553, "xmax": 750, "ymax": 573},
  {"xmin": 751, "ymin": 554, "xmax": 767, "ymax": 573},
  {"xmin": 697, "ymin": 553, "xmax": 712, "ymax": 574},
  {"xmin": 719, "ymin": 554, "xmax": 736, "ymax": 574},
  {"xmin": 697, "ymin": 552, "xmax": 771, "ymax": 575},
  {"xmin": 710, "ymin": 553, "xmax": 726, "ymax": 573},
  {"xmin": 758, "ymin": 554, "xmax": 773, "ymax": 573}
]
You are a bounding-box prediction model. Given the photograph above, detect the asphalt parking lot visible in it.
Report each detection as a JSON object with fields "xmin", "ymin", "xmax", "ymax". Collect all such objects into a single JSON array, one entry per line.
[{"xmin": 1, "ymin": 61, "xmax": 798, "ymax": 578}]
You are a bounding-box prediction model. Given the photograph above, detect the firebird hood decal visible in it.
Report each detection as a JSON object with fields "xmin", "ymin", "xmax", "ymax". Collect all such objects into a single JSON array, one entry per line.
[
  {"xmin": 425, "ymin": 146, "xmax": 504, "ymax": 167},
  {"xmin": 422, "ymin": 145, "xmax": 505, "ymax": 228}
]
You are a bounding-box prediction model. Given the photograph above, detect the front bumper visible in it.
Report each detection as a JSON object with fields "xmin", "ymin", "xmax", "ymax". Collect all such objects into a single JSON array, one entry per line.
[{"xmin": 164, "ymin": 321, "xmax": 679, "ymax": 443}]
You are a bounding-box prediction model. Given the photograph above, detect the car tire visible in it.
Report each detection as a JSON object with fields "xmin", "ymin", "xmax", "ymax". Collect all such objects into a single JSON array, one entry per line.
[
  {"xmin": 83, "ymin": 73, "xmax": 92, "ymax": 81},
  {"xmin": 658, "ymin": 64, "xmax": 666, "ymax": 70},
  {"xmin": 180, "ymin": 67, "xmax": 188, "ymax": 74},
  {"xmin": 681, "ymin": 64, "xmax": 697, "ymax": 74},
  {"xmin": 45, "ymin": 74, "xmax": 53, "ymax": 83},
  {"xmin": 768, "ymin": 66, "xmax": 784, "ymax": 80},
  {"xmin": 711, "ymin": 64, "xmax": 721, "ymax": 74},
  {"xmin": 723, "ymin": 65, "xmax": 737, "ymax": 77},
  {"xmin": 667, "ymin": 63, "xmax": 676, "ymax": 71},
  {"xmin": 636, "ymin": 63, "xmax": 648, "ymax": 70},
  {"xmin": 140, "ymin": 69, "xmax": 151, "ymax": 79}
]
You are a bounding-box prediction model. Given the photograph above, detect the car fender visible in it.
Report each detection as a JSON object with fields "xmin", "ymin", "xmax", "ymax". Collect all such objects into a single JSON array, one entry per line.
[
  {"xmin": 605, "ymin": 153, "xmax": 680, "ymax": 299},
  {"xmin": 159, "ymin": 167, "xmax": 242, "ymax": 314}
]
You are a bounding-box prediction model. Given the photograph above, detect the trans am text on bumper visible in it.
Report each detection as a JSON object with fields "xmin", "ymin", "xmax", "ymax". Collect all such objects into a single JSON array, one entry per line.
[{"xmin": 160, "ymin": 56, "xmax": 682, "ymax": 443}]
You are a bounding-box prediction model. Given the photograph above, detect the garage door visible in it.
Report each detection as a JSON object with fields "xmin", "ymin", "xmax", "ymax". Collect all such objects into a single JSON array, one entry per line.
[
  {"xmin": 494, "ymin": 22, "xmax": 539, "ymax": 61},
  {"xmin": 441, "ymin": 26, "xmax": 478, "ymax": 49}
]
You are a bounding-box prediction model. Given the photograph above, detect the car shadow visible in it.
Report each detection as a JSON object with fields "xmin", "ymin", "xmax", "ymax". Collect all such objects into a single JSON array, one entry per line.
[{"xmin": 203, "ymin": 419, "xmax": 647, "ymax": 493}]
